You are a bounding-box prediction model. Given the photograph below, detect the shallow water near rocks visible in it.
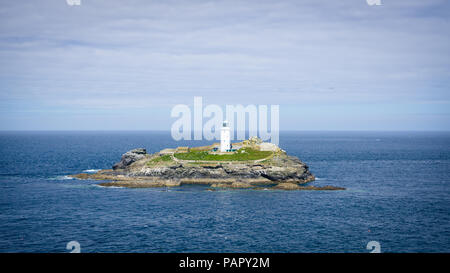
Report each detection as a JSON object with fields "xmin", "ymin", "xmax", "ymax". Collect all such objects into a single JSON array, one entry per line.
[{"xmin": 0, "ymin": 131, "xmax": 449, "ymax": 252}]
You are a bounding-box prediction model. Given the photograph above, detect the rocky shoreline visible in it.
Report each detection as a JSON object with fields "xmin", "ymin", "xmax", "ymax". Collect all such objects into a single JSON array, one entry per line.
[{"xmin": 71, "ymin": 139, "xmax": 345, "ymax": 191}]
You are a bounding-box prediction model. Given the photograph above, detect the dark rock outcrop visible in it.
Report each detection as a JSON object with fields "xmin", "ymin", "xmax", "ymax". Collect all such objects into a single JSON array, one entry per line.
[
  {"xmin": 131, "ymin": 156, "xmax": 315, "ymax": 183},
  {"xmin": 72, "ymin": 141, "xmax": 345, "ymax": 190},
  {"xmin": 272, "ymin": 183, "xmax": 345, "ymax": 191},
  {"xmin": 273, "ymin": 183, "xmax": 301, "ymax": 190},
  {"xmin": 211, "ymin": 181, "xmax": 254, "ymax": 189},
  {"xmin": 112, "ymin": 148, "xmax": 148, "ymax": 170},
  {"xmin": 106, "ymin": 147, "xmax": 316, "ymax": 185}
]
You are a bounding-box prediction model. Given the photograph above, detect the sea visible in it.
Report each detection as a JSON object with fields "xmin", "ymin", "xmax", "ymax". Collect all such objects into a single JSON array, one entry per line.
[{"xmin": 0, "ymin": 131, "xmax": 449, "ymax": 253}]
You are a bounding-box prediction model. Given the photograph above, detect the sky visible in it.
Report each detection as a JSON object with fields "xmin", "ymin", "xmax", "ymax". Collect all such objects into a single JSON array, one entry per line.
[{"xmin": 0, "ymin": 0, "xmax": 449, "ymax": 131}]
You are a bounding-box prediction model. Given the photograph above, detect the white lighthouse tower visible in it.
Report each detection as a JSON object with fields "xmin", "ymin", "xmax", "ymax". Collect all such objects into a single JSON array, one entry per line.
[{"xmin": 220, "ymin": 120, "xmax": 231, "ymax": 152}]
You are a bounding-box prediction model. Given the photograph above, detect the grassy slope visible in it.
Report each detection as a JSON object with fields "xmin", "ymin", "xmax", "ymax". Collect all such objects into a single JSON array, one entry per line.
[
  {"xmin": 174, "ymin": 147, "xmax": 272, "ymax": 161},
  {"xmin": 146, "ymin": 154, "xmax": 173, "ymax": 166}
]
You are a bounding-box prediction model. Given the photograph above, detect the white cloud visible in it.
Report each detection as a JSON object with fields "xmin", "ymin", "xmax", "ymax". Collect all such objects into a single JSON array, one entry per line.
[{"xmin": 0, "ymin": 0, "xmax": 449, "ymax": 129}]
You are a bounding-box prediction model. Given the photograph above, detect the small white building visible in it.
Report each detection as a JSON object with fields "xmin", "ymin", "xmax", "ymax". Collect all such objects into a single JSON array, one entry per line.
[{"xmin": 220, "ymin": 120, "xmax": 231, "ymax": 152}]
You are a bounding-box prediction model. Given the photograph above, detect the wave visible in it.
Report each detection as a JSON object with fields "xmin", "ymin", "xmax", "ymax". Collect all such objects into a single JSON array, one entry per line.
[
  {"xmin": 48, "ymin": 175, "xmax": 75, "ymax": 180},
  {"xmin": 94, "ymin": 184, "xmax": 124, "ymax": 189},
  {"xmin": 83, "ymin": 169, "xmax": 101, "ymax": 173}
]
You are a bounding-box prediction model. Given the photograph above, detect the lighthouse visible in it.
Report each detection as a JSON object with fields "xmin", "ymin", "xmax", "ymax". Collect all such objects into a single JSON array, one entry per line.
[{"xmin": 220, "ymin": 121, "xmax": 231, "ymax": 152}]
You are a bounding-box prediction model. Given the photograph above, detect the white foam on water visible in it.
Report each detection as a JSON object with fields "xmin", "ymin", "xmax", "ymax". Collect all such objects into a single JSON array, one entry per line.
[
  {"xmin": 49, "ymin": 175, "xmax": 75, "ymax": 180},
  {"xmin": 83, "ymin": 169, "xmax": 101, "ymax": 173},
  {"xmin": 315, "ymin": 177, "xmax": 326, "ymax": 181},
  {"xmin": 94, "ymin": 184, "xmax": 124, "ymax": 189}
]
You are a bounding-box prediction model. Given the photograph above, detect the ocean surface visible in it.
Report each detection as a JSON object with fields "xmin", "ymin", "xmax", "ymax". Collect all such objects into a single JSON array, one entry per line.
[{"xmin": 0, "ymin": 131, "xmax": 449, "ymax": 253}]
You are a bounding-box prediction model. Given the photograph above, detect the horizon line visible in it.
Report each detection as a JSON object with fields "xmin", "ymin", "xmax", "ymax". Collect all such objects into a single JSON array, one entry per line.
[{"xmin": 1, "ymin": 129, "xmax": 449, "ymax": 133}]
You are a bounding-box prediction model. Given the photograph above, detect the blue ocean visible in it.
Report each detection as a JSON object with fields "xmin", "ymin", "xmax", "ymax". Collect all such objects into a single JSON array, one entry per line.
[{"xmin": 0, "ymin": 131, "xmax": 449, "ymax": 253}]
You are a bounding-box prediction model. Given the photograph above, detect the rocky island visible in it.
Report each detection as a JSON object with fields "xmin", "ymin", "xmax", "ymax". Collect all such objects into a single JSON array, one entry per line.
[{"xmin": 71, "ymin": 137, "xmax": 345, "ymax": 191}]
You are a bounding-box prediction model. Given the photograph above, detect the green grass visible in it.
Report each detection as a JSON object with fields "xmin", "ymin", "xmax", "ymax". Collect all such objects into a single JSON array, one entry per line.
[
  {"xmin": 174, "ymin": 148, "xmax": 272, "ymax": 162},
  {"xmin": 147, "ymin": 154, "xmax": 173, "ymax": 166}
]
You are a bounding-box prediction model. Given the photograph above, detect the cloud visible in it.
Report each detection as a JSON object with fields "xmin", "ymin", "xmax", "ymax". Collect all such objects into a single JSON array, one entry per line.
[{"xmin": 0, "ymin": 0, "xmax": 449, "ymax": 130}]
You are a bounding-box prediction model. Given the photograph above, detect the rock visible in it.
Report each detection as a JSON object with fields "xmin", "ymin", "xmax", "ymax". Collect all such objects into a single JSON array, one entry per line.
[
  {"xmin": 248, "ymin": 136, "xmax": 263, "ymax": 144},
  {"xmin": 113, "ymin": 152, "xmax": 315, "ymax": 183},
  {"xmin": 298, "ymin": 185, "xmax": 346, "ymax": 191},
  {"xmin": 163, "ymin": 180, "xmax": 182, "ymax": 187},
  {"xmin": 211, "ymin": 181, "xmax": 254, "ymax": 189},
  {"xmin": 111, "ymin": 142, "xmax": 316, "ymax": 183},
  {"xmin": 70, "ymin": 170, "xmax": 117, "ymax": 180},
  {"xmin": 71, "ymin": 173, "xmax": 91, "ymax": 179},
  {"xmin": 230, "ymin": 182, "xmax": 253, "ymax": 188},
  {"xmin": 113, "ymin": 148, "xmax": 148, "ymax": 170},
  {"xmin": 70, "ymin": 138, "xmax": 344, "ymax": 190},
  {"xmin": 99, "ymin": 179, "xmax": 181, "ymax": 188},
  {"xmin": 273, "ymin": 183, "xmax": 301, "ymax": 190},
  {"xmin": 272, "ymin": 183, "xmax": 346, "ymax": 191},
  {"xmin": 259, "ymin": 142, "xmax": 280, "ymax": 152}
]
